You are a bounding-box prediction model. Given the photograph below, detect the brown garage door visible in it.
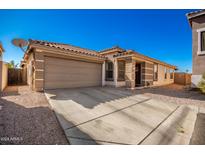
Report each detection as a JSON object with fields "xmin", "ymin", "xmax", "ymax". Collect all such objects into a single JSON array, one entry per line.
[{"xmin": 44, "ymin": 57, "xmax": 102, "ymax": 89}]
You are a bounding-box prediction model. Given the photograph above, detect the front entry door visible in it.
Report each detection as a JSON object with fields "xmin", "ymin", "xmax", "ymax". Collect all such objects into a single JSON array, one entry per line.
[{"xmin": 135, "ymin": 63, "xmax": 141, "ymax": 86}]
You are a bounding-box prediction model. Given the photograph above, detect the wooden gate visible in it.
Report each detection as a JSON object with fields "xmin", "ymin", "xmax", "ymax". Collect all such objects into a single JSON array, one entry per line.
[
  {"xmin": 8, "ymin": 68, "xmax": 27, "ymax": 85},
  {"xmin": 174, "ymin": 72, "xmax": 191, "ymax": 85}
]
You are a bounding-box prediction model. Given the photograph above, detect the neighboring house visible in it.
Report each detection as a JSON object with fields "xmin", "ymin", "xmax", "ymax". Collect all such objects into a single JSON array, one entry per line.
[
  {"xmin": 187, "ymin": 10, "xmax": 205, "ymax": 87},
  {"xmin": 22, "ymin": 39, "xmax": 176, "ymax": 91},
  {"xmin": 0, "ymin": 43, "xmax": 8, "ymax": 91},
  {"xmin": 0, "ymin": 42, "xmax": 3, "ymax": 61}
]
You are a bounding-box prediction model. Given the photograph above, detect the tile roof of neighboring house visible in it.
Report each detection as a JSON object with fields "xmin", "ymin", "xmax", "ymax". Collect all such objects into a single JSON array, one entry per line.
[
  {"xmin": 28, "ymin": 39, "xmax": 105, "ymax": 58},
  {"xmin": 0, "ymin": 42, "xmax": 4, "ymax": 54},
  {"xmin": 113, "ymin": 50, "xmax": 177, "ymax": 69},
  {"xmin": 186, "ymin": 10, "xmax": 205, "ymax": 20}
]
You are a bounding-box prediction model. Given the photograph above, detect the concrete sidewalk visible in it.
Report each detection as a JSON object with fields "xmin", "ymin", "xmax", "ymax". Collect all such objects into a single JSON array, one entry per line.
[{"xmin": 45, "ymin": 87, "xmax": 198, "ymax": 145}]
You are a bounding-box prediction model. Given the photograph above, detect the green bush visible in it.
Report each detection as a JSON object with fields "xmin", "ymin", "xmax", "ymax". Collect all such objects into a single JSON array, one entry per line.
[{"xmin": 198, "ymin": 73, "xmax": 205, "ymax": 93}]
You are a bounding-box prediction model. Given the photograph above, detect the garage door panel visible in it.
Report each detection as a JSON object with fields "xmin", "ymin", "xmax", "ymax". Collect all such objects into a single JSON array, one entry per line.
[
  {"xmin": 45, "ymin": 57, "xmax": 102, "ymax": 89},
  {"xmin": 45, "ymin": 68, "xmax": 100, "ymax": 74},
  {"xmin": 45, "ymin": 77, "xmax": 101, "ymax": 83}
]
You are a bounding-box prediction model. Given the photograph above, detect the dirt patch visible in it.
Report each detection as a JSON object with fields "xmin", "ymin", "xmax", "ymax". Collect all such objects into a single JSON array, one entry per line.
[{"xmin": 0, "ymin": 86, "xmax": 68, "ymax": 145}]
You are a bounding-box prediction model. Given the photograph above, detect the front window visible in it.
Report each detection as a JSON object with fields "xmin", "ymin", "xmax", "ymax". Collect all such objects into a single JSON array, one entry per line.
[
  {"xmin": 170, "ymin": 70, "xmax": 174, "ymax": 79},
  {"xmin": 105, "ymin": 61, "xmax": 113, "ymax": 81},
  {"xmin": 153, "ymin": 63, "xmax": 158, "ymax": 81},
  {"xmin": 201, "ymin": 31, "xmax": 205, "ymax": 51},
  {"xmin": 165, "ymin": 68, "xmax": 167, "ymax": 79},
  {"xmin": 118, "ymin": 61, "xmax": 125, "ymax": 81},
  {"xmin": 197, "ymin": 28, "xmax": 205, "ymax": 55}
]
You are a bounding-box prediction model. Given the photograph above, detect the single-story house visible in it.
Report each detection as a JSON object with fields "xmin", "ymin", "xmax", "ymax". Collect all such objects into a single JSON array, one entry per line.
[
  {"xmin": 187, "ymin": 10, "xmax": 205, "ymax": 87},
  {"xmin": 22, "ymin": 39, "xmax": 176, "ymax": 91}
]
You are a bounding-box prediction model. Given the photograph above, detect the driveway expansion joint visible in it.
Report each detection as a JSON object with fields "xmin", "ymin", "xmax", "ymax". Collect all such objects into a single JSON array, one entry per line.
[
  {"xmin": 137, "ymin": 105, "xmax": 180, "ymax": 145},
  {"xmin": 64, "ymin": 98, "xmax": 151, "ymax": 131}
]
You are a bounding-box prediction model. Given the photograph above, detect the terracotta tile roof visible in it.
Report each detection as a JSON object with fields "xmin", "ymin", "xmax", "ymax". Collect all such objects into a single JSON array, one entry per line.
[
  {"xmin": 113, "ymin": 50, "xmax": 177, "ymax": 69},
  {"xmin": 113, "ymin": 50, "xmax": 133, "ymax": 57},
  {"xmin": 0, "ymin": 42, "xmax": 4, "ymax": 54},
  {"xmin": 27, "ymin": 39, "xmax": 176, "ymax": 69},
  {"xmin": 29, "ymin": 39, "xmax": 105, "ymax": 59},
  {"xmin": 99, "ymin": 46, "xmax": 125, "ymax": 53}
]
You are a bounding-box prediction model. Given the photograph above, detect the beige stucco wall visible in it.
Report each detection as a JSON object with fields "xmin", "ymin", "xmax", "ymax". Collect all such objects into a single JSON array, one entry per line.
[
  {"xmin": 0, "ymin": 61, "xmax": 8, "ymax": 91},
  {"xmin": 26, "ymin": 53, "xmax": 34, "ymax": 88},
  {"xmin": 191, "ymin": 15, "xmax": 205, "ymax": 75},
  {"xmin": 104, "ymin": 57, "xmax": 174, "ymax": 88},
  {"xmin": 153, "ymin": 64, "xmax": 174, "ymax": 86},
  {"xmin": 190, "ymin": 15, "xmax": 205, "ymax": 87},
  {"xmin": 104, "ymin": 80, "xmax": 126, "ymax": 87},
  {"xmin": 26, "ymin": 47, "xmax": 105, "ymax": 91},
  {"xmin": 116, "ymin": 81, "xmax": 126, "ymax": 87},
  {"xmin": 125, "ymin": 58, "xmax": 135, "ymax": 89}
]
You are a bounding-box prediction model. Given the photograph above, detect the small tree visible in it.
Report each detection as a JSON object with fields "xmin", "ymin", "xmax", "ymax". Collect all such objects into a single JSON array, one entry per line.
[
  {"xmin": 198, "ymin": 73, "xmax": 205, "ymax": 93},
  {"xmin": 8, "ymin": 60, "xmax": 19, "ymax": 69}
]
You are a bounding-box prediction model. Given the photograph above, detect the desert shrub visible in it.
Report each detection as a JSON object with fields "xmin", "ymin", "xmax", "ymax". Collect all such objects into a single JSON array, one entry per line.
[{"xmin": 198, "ymin": 73, "xmax": 205, "ymax": 93}]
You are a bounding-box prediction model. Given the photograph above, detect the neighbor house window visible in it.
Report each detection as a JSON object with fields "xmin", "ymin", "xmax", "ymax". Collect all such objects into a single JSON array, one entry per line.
[
  {"xmin": 197, "ymin": 28, "xmax": 205, "ymax": 55},
  {"xmin": 105, "ymin": 61, "xmax": 114, "ymax": 81},
  {"xmin": 118, "ymin": 61, "xmax": 125, "ymax": 81},
  {"xmin": 153, "ymin": 63, "xmax": 158, "ymax": 81},
  {"xmin": 201, "ymin": 31, "xmax": 205, "ymax": 51},
  {"xmin": 164, "ymin": 68, "xmax": 167, "ymax": 79}
]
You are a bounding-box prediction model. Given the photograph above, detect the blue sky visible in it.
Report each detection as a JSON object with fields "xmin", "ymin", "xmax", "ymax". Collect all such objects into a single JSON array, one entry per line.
[{"xmin": 0, "ymin": 9, "xmax": 197, "ymax": 72}]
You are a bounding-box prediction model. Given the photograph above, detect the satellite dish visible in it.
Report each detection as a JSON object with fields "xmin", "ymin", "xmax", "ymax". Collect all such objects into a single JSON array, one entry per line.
[{"xmin": 12, "ymin": 38, "xmax": 28, "ymax": 53}]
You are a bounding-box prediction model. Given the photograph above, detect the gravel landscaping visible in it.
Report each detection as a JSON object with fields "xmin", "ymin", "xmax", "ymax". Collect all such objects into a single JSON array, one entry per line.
[
  {"xmin": 0, "ymin": 86, "xmax": 68, "ymax": 145},
  {"xmin": 135, "ymin": 84, "xmax": 205, "ymax": 108}
]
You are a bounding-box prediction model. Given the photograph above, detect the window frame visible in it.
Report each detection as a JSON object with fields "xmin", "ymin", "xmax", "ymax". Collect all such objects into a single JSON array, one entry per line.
[
  {"xmin": 170, "ymin": 70, "xmax": 174, "ymax": 79},
  {"xmin": 164, "ymin": 67, "xmax": 167, "ymax": 79},
  {"xmin": 117, "ymin": 60, "xmax": 125, "ymax": 81},
  {"xmin": 153, "ymin": 63, "xmax": 158, "ymax": 81},
  {"xmin": 201, "ymin": 31, "xmax": 205, "ymax": 52},
  {"xmin": 105, "ymin": 61, "xmax": 114, "ymax": 81},
  {"xmin": 197, "ymin": 28, "xmax": 205, "ymax": 55}
]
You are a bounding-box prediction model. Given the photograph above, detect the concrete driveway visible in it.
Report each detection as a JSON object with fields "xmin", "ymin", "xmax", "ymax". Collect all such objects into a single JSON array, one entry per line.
[{"xmin": 45, "ymin": 87, "xmax": 198, "ymax": 145}]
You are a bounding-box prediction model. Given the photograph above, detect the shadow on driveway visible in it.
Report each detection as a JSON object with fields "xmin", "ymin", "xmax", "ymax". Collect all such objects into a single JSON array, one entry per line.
[{"xmin": 47, "ymin": 87, "xmax": 135, "ymax": 109}]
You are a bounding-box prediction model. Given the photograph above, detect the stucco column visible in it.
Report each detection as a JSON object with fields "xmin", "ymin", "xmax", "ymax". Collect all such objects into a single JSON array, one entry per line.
[
  {"xmin": 141, "ymin": 62, "xmax": 154, "ymax": 86},
  {"xmin": 33, "ymin": 51, "xmax": 45, "ymax": 91},
  {"xmin": 125, "ymin": 58, "xmax": 135, "ymax": 89},
  {"xmin": 114, "ymin": 59, "xmax": 118, "ymax": 87},
  {"xmin": 102, "ymin": 61, "xmax": 105, "ymax": 86}
]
